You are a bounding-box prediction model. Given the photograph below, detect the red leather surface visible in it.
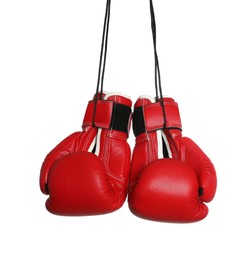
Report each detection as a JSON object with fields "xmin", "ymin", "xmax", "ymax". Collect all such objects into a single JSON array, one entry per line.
[
  {"xmin": 83, "ymin": 100, "xmax": 114, "ymax": 129},
  {"xmin": 179, "ymin": 137, "xmax": 217, "ymax": 202},
  {"xmin": 129, "ymin": 159, "xmax": 209, "ymax": 222},
  {"xmin": 40, "ymin": 130, "xmax": 96, "ymax": 194},
  {"xmin": 107, "ymin": 94, "xmax": 132, "ymax": 107},
  {"xmin": 143, "ymin": 99, "xmax": 182, "ymax": 132},
  {"xmin": 46, "ymin": 152, "xmax": 120, "ymax": 216}
]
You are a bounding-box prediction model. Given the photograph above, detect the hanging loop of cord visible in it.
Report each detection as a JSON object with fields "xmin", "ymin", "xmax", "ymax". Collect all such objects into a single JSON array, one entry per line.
[
  {"xmin": 92, "ymin": 0, "xmax": 111, "ymax": 126},
  {"xmin": 149, "ymin": 0, "xmax": 167, "ymax": 129}
]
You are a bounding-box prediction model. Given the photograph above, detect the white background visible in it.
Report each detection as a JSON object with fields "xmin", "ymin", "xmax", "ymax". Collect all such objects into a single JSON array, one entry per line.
[{"xmin": 1, "ymin": 0, "xmax": 251, "ymax": 259}]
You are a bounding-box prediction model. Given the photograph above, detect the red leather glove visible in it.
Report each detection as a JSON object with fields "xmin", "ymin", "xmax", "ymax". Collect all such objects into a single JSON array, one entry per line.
[
  {"xmin": 40, "ymin": 92, "xmax": 132, "ymax": 216},
  {"xmin": 128, "ymin": 96, "xmax": 217, "ymax": 222}
]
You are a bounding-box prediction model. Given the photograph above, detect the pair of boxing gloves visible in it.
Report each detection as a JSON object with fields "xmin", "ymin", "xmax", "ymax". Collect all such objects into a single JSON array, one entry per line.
[{"xmin": 40, "ymin": 92, "xmax": 217, "ymax": 222}]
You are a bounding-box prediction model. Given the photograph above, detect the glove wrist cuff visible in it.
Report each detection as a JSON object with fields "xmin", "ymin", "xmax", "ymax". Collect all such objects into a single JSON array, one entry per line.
[
  {"xmin": 83, "ymin": 99, "xmax": 132, "ymax": 134},
  {"xmin": 133, "ymin": 98, "xmax": 182, "ymax": 136}
]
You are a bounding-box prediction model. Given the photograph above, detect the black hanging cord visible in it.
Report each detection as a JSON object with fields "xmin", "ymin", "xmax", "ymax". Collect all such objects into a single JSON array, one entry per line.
[
  {"xmin": 98, "ymin": 0, "xmax": 111, "ymax": 97},
  {"xmin": 93, "ymin": 0, "xmax": 111, "ymax": 126},
  {"xmin": 150, "ymin": 0, "xmax": 161, "ymax": 101},
  {"xmin": 149, "ymin": 0, "xmax": 167, "ymax": 128}
]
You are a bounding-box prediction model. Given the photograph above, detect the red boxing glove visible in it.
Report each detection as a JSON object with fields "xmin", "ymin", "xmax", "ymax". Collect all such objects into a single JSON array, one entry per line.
[
  {"xmin": 40, "ymin": 92, "xmax": 132, "ymax": 216},
  {"xmin": 128, "ymin": 96, "xmax": 217, "ymax": 222}
]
